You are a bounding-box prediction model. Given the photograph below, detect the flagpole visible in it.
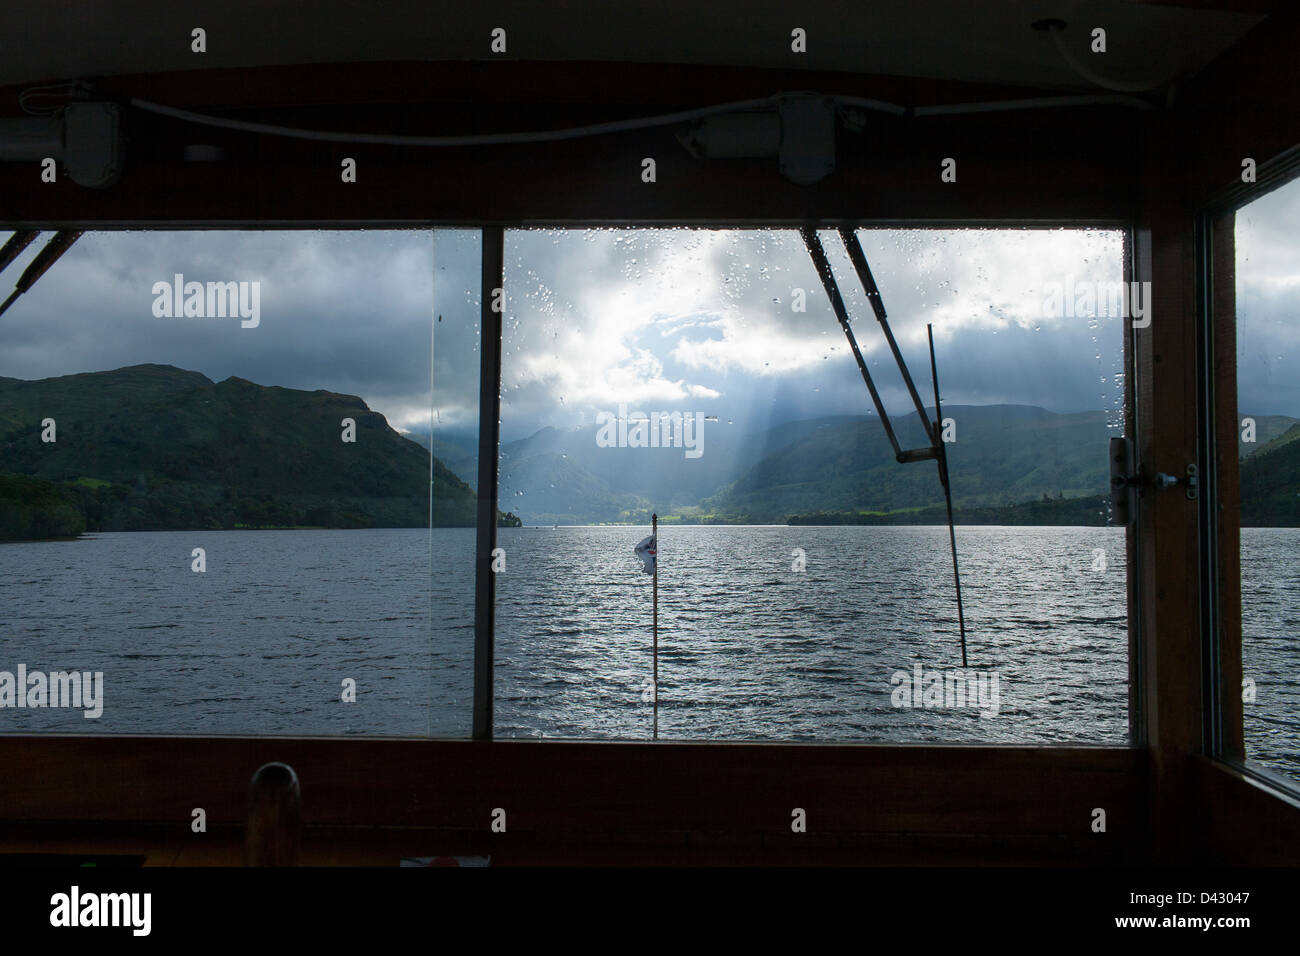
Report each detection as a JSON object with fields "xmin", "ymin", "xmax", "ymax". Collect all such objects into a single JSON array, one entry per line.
[{"xmin": 652, "ymin": 511, "xmax": 658, "ymax": 741}]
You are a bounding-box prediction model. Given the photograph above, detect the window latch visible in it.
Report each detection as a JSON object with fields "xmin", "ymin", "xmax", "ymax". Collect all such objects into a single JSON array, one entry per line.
[
  {"xmin": 1112, "ymin": 439, "xmax": 1199, "ymax": 520},
  {"xmin": 1154, "ymin": 464, "xmax": 1198, "ymax": 500}
]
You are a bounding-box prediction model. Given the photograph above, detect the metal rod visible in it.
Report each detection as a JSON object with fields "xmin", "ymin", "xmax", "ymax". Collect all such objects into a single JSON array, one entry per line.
[
  {"xmin": 929, "ymin": 324, "xmax": 968, "ymax": 667},
  {"xmin": 0, "ymin": 230, "xmax": 82, "ymax": 319},
  {"xmin": 0, "ymin": 229, "xmax": 39, "ymax": 275},
  {"xmin": 428, "ymin": 298, "xmax": 438, "ymax": 741},
  {"xmin": 652, "ymin": 512, "xmax": 658, "ymax": 741},
  {"xmin": 838, "ymin": 227, "xmax": 936, "ymax": 437},
  {"xmin": 472, "ymin": 227, "xmax": 504, "ymax": 740},
  {"xmin": 800, "ymin": 230, "xmax": 969, "ymax": 665},
  {"xmin": 799, "ymin": 227, "xmax": 903, "ymax": 458}
]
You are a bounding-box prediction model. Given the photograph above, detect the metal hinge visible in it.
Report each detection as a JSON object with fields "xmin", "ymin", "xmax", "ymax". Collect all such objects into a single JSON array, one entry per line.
[{"xmin": 1109, "ymin": 437, "xmax": 1138, "ymax": 525}]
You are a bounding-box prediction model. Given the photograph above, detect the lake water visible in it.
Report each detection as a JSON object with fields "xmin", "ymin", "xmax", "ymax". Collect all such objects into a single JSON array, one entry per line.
[{"xmin": 0, "ymin": 526, "xmax": 1294, "ymax": 776}]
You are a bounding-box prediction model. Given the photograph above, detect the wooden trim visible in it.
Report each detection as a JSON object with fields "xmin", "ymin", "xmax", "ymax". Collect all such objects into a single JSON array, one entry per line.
[
  {"xmin": 66, "ymin": 61, "xmax": 1101, "ymax": 114},
  {"xmin": 1210, "ymin": 210, "xmax": 1244, "ymax": 760},
  {"xmin": 1133, "ymin": 4, "xmax": 1300, "ymax": 852},
  {"xmin": 1177, "ymin": 7, "xmax": 1300, "ymax": 206},
  {"xmin": 0, "ymin": 737, "xmax": 1147, "ymax": 864},
  {"xmin": 1191, "ymin": 757, "xmax": 1300, "ymax": 863},
  {"xmin": 0, "ymin": 62, "xmax": 1143, "ymax": 226},
  {"xmin": 1135, "ymin": 111, "xmax": 1206, "ymax": 864},
  {"xmin": 1133, "ymin": 1, "xmax": 1284, "ymax": 13},
  {"xmin": 472, "ymin": 227, "xmax": 503, "ymax": 740},
  {"xmin": 1125, "ymin": 229, "xmax": 1144, "ymax": 748},
  {"xmin": 3, "ymin": 21, "xmax": 1300, "ymax": 864}
]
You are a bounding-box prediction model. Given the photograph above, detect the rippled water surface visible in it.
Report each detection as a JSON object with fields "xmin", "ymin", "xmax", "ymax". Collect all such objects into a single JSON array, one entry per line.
[
  {"xmin": 1, "ymin": 527, "xmax": 1294, "ymax": 774},
  {"xmin": 496, "ymin": 525, "xmax": 1128, "ymax": 743},
  {"xmin": 1240, "ymin": 528, "xmax": 1300, "ymax": 776}
]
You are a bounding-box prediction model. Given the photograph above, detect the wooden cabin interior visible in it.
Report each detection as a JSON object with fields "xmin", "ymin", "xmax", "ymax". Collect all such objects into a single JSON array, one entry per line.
[{"xmin": 1, "ymin": 0, "xmax": 1299, "ymax": 867}]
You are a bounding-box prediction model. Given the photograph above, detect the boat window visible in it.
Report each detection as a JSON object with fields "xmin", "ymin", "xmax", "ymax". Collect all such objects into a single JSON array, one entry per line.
[
  {"xmin": 1235, "ymin": 175, "xmax": 1300, "ymax": 783},
  {"xmin": 0, "ymin": 229, "xmax": 474, "ymax": 737},
  {"xmin": 0, "ymin": 225, "xmax": 1134, "ymax": 742},
  {"xmin": 494, "ymin": 227, "xmax": 1131, "ymax": 741}
]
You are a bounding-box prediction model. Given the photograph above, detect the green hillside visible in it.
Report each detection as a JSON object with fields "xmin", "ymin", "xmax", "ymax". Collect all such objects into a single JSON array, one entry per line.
[
  {"xmin": 1239, "ymin": 415, "xmax": 1300, "ymax": 459},
  {"xmin": 703, "ymin": 405, "xmax": 1116, "ymax": 523},
  {"xmin": 789, "ymin": 494, "xmax": 1113, "ymax": 526},
  {"xmin": 1241, "ymin": 423, "xmax": 1300, "ymax": 527},
  {"xmin": 0, "ymin": 364, "xmax": 515, "ymax": 539},
  {"xmin": 0, "ymin": 472, "xmax": 86, "ymax": 540},
  {"xmin": 488, "ymin": 404, "xmax": 1295, "ymax": 526},
  {"xmin": 7, "ymin": 364, "xmax": 1289, "ymax": 536}
]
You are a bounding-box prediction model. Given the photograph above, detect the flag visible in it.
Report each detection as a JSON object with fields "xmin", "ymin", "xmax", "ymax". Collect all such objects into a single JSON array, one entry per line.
[{"xmin": 634, "ymin": 534, "xmax": 656, "ymax": 575}]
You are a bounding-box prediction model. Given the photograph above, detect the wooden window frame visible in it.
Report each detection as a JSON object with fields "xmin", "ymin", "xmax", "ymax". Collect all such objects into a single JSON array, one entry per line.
[{"xmin": 4, "ymin": 44, "xmax": 1300, "ymax": 861}]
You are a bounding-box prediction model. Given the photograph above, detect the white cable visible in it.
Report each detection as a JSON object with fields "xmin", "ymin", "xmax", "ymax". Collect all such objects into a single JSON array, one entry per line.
[
  {"xmin": 19, "ymin": 80, "xmax": 90, "ymax": 115},
  {"xmin": 831, "ymin": 95, "xmax": 907, "ymax": 117},
  {"xmin": 130, "ymin": 95, "xmax": 797, "ymax": 146},
  {"xmin": 128, "ymin": 88, "xmax": 1151, "ymax": 148},
  {"xmin": 915, "ymin": 93, "xmax": 1152, "ymax": 115}
]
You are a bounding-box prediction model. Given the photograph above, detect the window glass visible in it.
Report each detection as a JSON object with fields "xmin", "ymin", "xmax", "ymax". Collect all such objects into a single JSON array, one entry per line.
[
  {"xmin": 1235, "ymin": 177, "xmax": 1300, "ymax": 781},
  {"xmin": 0, "ymin": 229, "xmax": 473, "ymax": 736},
  {"xmin": 495, "ymin": 227, "xmax": 1129, "ymax": 741}
]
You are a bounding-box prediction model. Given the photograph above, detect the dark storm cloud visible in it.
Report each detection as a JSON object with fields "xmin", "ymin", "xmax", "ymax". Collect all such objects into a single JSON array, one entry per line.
[
  {"xmin": 2, "ymin": 229, "xmax": 436, "ymax": 429},
  {"xmin": 491, "ymin": 227, "xmax": 1129, "ymax": 441},
  {"xmin": 2, "ymin": 212, "xmax": 1293, "ymax": 443},
  {"xmin": 1236, "ymin": 175, "xmax": 1300, "ymax": 417}
]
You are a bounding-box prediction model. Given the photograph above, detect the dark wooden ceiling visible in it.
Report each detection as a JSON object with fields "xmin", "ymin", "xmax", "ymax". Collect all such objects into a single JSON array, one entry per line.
[{"xmin": 0, "ymin": 0, "xmax": 1272, "ymax": 93}]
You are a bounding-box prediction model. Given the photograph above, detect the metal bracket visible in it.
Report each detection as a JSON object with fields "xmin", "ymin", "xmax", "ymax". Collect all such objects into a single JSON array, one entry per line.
[
  {"xmin": 1111, "ymin": 440, "xmax": 1200, "ymax": 517},
  {"xmin": 801, "ymin": 226, "xmax": 967, "ymax": 665},
  {"xmin": 676, "ymin": 94, "xmax": 836, "ymax": 185},
  {"xmin": 1154, "ymin": 463, "xmax": 1198, "ymax": 499},
  {"xmin": 0, "ymin": 102, "xmax": 122, "ymax": 188},
  {"xmin": 1109, "ymin": 437, "xmax": 1137, "ymax": 526}
]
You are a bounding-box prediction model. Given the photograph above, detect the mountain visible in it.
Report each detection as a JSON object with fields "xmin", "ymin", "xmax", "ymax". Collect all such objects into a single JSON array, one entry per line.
[
  {"xmin": 402, "ymin": 427, "xmax": 479, "ymax": 484},
  {"xmin": 16, "ymin": 365, "xmax": 1280, "ymax": 536},
  {"xmin": 412, "ymin": 402, "xmax": 1300, "ymax": 527},
  {"xmin": 492, "ymin": 414, "xmax": 861, "ymax": 524},
  {"xmin": 789, "ymin": 493, "xmax": 1113, "ymax": 526},
  {"xmin": 1240, "ymin": 414, "xmax": 1300, "ymax": 459},
  {"xmin": 1241, "ymin": 422, "xmax": 1300, "ymax": 527},
  {"xmin": 476, "ymin": 405, "xmax": 1123, "ymax": 525},
  {"xmin": 0, "ymin": 364, "xmax": 509, "ymax": 538},
  {"xmin": 703, "ymin": 405, "xmax": 1118, "ymax": 522},
  {"xmin": 770, "ymin": 407, "xmax": 1297, "ymax": 527}
]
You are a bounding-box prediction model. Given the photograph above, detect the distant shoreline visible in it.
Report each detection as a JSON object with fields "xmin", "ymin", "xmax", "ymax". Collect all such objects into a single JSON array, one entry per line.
[{"xmin": 9, "ymin": 522, "xmax": 1298, "ymax": 541}]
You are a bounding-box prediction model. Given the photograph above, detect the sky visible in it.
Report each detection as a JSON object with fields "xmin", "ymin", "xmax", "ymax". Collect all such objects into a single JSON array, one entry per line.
[
  {"xmin": 485, "ymin": 227, "xmax": 1130, "ymax": 443},
  {"xmin": 0, "ymin": 197, "xmax": 1296, "ymax": 443},
  {"xmin": 1236, "ymin": 174, "xmax": 1300, "ymax": 418}
]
